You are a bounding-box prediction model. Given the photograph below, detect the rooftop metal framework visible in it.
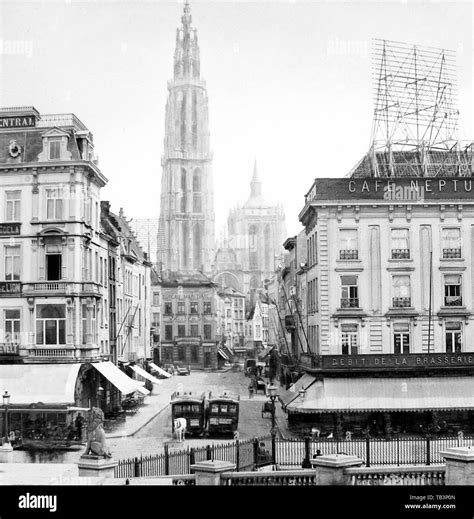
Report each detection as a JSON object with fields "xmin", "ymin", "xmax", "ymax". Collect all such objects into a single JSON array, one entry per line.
[{"xmin": 353, "ymin": 39, "xmax": 472, "ymax": 178}]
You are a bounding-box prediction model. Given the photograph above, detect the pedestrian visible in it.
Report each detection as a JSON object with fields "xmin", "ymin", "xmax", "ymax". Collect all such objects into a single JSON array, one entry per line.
[
  {"xmin": 248, "ymin": 383, "xmax": 254, "ymax": 399},
  {"xmin": 313, "ymin": 449, "xmax": 322, "ymax": 458}
]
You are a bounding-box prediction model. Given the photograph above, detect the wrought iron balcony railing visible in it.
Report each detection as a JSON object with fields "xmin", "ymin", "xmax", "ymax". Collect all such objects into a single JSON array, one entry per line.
[
  {"xmin": 339, "ymin": 250, "xmax": 358, "ymax": 260},
  {"xmin": 340, "ymin": 298, "xmax": 359, "ymax": 309},
  {"xmin": 444, "ymin": 296, "xmax": 463, "ymax": 306},
  {"xmin": 391, "ymin": 249, "xmax": 410, "ymax": 259},
  {"xmin": 443, "ymin": 248, "xmax": 461, "ymax": 259},
  {"xmin": 392, "ymin": 297, "xmax": 412, "ymax": 308}
]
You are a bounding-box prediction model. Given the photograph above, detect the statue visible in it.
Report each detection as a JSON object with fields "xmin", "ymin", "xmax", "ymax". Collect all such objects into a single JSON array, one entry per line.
[{"xmin": 83, "ymin": 407, "xmax": 112, "ymax": 458}]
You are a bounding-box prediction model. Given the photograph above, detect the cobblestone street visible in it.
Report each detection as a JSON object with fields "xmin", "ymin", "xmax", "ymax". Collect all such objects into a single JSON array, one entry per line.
[{"xmin": 11, "ymin": 370, "xmax": 282, "ymax": 464}]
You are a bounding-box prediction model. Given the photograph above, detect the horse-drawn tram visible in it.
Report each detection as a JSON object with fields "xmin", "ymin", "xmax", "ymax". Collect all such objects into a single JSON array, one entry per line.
[
  {"xmin": 206, "ymin": 393, "xmax": 240, "ymax": 436},
  {"xmin": 170, "ymin": 392, "xmax": 206, "ymax": 436}
]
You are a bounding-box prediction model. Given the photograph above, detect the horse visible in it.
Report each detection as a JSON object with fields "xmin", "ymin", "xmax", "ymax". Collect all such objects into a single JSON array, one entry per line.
[{"xmin": 174, "ymin": 418, "xmax": 187, "ymax": 442}]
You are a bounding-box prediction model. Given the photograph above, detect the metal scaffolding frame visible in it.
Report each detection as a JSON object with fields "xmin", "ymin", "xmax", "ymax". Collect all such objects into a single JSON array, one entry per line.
[{"xmin": 354, "ymin": 39, "xmax": 472, "ymax": 178}]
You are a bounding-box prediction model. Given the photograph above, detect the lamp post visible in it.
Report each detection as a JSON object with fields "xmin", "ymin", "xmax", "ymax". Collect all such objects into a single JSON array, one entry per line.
[
  {"xmin": 267, "ymin": 384, "xmax": 278, "ymax": 465},
  {"xmin": 2, "ymin": 391, "xmax": 10, "ymax": 446},
  {"xmin": 97, "ymin": 386, "xmax": 104, "ymax": 411}
]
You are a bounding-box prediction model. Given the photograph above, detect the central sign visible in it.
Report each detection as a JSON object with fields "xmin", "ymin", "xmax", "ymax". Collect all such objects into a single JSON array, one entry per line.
[{"xmin": 0, "ymin": 115, "xmax": 36, "ymax": 129}]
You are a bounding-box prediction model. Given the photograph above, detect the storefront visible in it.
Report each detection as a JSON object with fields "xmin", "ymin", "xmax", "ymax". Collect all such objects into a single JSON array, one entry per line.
[
  {"xmin": 280, "ymin": 353, "xmax": 474, "ymax": 436},
  {"xmin": 0, "ymin": 361, "xmax": 148, "ymax": 448}
]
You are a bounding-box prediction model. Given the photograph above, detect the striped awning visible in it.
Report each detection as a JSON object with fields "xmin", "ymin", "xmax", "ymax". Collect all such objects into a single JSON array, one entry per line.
[
  {"xmin": 279, "ymin": 374, "xmax": 317, "ymax": 407},
  {"xmin": 287, "ymin": 376, "xmax": 474, "ymax": 414},
  {"xmin": 218, "ymin": 348, "xmax": 230, "ymax": 361},
  {"xmin": 130, "ymin": 365, "xmax": 162, "ymax": 385},
  {"xmin": 92, "ymin": 361, "xmax": 149, "ymax": 396}
]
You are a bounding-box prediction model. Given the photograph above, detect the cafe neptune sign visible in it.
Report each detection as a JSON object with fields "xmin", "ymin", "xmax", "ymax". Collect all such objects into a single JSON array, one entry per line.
[{"xmin": 306, "ymin": 177, "xmax": 474, "ymax": 203}]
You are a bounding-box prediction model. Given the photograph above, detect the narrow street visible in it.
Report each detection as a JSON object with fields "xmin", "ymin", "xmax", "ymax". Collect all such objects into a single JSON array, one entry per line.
[{"xmin": 11, "ymin": 370, "xmax": 282, "ymax": 464}]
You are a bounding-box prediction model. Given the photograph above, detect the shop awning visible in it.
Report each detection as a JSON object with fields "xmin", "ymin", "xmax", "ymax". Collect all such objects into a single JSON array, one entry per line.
[
  {"xmin": 279, "ymin": 374, "xmax": 317, "ymax": 408},
  {"xmin": 92, "ymin": 361, "xmax": 149, "ymax": 396},
  {"xmin": 149, "ymin": 362, "xmax": 172, "ymax": 379},
  {"xmin": 0, "ymin": 363, "xmax": 82, "ymax": 406},
  {"xmin": 136, "ymin": 386, "xmax": 150, "ymax": 396},
  {"xmin": 130, "ymin": 365, "xmax": 162, "ymax": 385},
  {"xmin": 218, "ymin": 348, "xmax": 230, "ymax": 361},
  {"xmin": 287, "ymin": 376, "xmax": 474, "ymax": 414}
]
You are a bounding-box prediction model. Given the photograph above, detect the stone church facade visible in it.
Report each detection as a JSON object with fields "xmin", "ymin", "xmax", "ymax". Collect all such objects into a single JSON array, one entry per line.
[{"xmin": 214, "ymin": 161, "xmax": 287, "ymax": 300}]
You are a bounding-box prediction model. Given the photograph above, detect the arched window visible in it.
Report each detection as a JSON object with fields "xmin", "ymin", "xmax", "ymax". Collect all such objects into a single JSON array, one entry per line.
[
  {"xmin": 264, "ymin": 224, "xmax": 272, "ymax": 270},
  {"xmin": 249, "ymin": 225, "xmax": 258, "ymax": 270},
  {"xmin": 180, "ymin": 168, "xmax": 187, "ymax": 213},
  {"xmin": 192, "ymin": 90, "xmax": 198, "ymax": 147},
  {"xmin": 193, "ymin": 169, "xmax": 202, "ymax": 212},
  {"xmin": 181, "ymin": 221, "xmax": 189, "ymax": 270},
  {"xmin": 180, "ymin": 92, "xmax": 186, "ymax": 149},
  {"xmin": 193, "ymin": 224, "xmax": 202, "ymax": 269}
]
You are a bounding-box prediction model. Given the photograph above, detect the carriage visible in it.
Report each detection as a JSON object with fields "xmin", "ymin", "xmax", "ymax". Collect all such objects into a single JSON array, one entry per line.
[
  {"xmin": 206, "ymin": 393, "xmax": 240, "ymax": 436},
  {"xmin": 170, "ymin": 392, "xmax": 206, "ymax": 436}
]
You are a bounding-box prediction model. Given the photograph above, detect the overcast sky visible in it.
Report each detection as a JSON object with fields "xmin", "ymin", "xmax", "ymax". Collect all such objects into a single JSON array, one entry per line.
[{"xmin": 0, "ymin": 0, "xmax": 472, "ymax": 237}]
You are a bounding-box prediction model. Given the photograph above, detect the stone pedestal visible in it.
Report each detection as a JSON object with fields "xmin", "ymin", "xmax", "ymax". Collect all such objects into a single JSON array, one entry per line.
[
  {"xmin": 0, "ymin": 443, "xmax": 13, "ymax": 463},
  {"xmin": 190, "ymin": 460, "xmax": 236, "ymax": 486},
  {"xmin": 77, "ymin": 455, "xmax": 118, "ymax": 479},
  {"xmin": 311, "ymin": 454, "xmax": 364, "ymax": 485},
  {"xmin": 441, "ymin": 447, "xmax": 474, "ymax": 485}
]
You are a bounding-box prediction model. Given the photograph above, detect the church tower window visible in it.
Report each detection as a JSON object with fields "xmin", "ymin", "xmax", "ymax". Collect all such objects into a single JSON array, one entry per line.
[{"xmin": 193, "ymin": 169, "xmax": 202, "ymax": 212}]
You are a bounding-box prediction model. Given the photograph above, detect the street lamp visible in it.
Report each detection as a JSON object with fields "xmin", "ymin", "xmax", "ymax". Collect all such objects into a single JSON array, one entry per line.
[
  {"xmin": 97, "ymin": 386, "xmax": 104, "ymax": 410},
  {"xmin": 3, "ymin": 390, "xmax": 10, "ymax": 446},
  {"xmin": 267, "ymin": 384, "xmax": 279, "ymax": 464},
  {"xmin": 267, "ymin": 384, "xmax": 278, "ymax": 432}
]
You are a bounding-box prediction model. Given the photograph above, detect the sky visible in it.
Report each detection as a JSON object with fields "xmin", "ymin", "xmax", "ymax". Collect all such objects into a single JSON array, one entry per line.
[{"xmin": 0, "ymin": 0, "xmax": 472, "ymax": 238}]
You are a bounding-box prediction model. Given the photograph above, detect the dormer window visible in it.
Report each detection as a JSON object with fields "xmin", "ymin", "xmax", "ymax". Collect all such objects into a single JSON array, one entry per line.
[
  {"xmin": 49, "ymin": 140, "xmax": 61, "ymax": 160},
  {"xmin": 38, "ymin": 128, "xmax": 72, "ymax": 162}
]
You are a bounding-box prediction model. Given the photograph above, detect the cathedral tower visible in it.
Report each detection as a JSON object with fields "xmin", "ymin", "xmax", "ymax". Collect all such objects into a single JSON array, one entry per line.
[{"xmin": 158, "ymin": 2, "xmax": 215, "ymax": 274}]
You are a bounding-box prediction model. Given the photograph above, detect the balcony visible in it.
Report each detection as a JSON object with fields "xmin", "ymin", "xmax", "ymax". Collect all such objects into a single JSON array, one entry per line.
[
  {"xmin": 22, "ymin": 282, "xmax": 102, "ymax": 297},
  {"xmin": 392, "ymin": 297, "xmax": 412, "ymax": 308},
  {"xmin": 339, "ymin": 250, "xmax": 358, "ymax": 260},
  {"xmin": 443, "ymin": 248, "xmax": 461, "ymax": 259},
  {"xmin": 31, "ymin": 348, "xmax": 75, "ymax": 358},
  {"xmin": 391, "ymin": 249, "xmax": 410, "ymax": 260},
  {"xmin": 444, "ymin": 296, "xmax": 462, "ymax": 306},
  {"xmin": 340, "ymin": 298, "xmax": 359, "ymax": 309}
]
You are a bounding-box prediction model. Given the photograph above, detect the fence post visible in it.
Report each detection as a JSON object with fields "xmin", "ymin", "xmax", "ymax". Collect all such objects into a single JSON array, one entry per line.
[
  {"xmin": 207, "ymin": 444, "xmax": 212, "ymax": 461},
  {"xmin": 365, "ymin": 437, "xmax": 371, "ymax": 468},
  {"xmin": 271, "ymin": 432, "xmax": 276, "ymax": 465},
  {"xmin": 304, "ymin": 436, "xmax": 311, "ymax": 465},
  {"xmin": 397, "ymin": 435, "xmax": 400, "ymax": 467},
  {"xmin": 164, "ymin": 444, "xmax": 170, "ymax": 476},
  {"xmin": 134, "ymin": 456, "xmax": 140, "ymax": 478},
  {"xmin": 190, "ymin": 447, "xmax": 195, "ymax": 467},
  {"xmin": 426, "ymin": 436, "xmax": 431, "ymax": 466},
  {"xmin": 253, "ymin": 438, "xmax": 259, "ymax": 467},
  {"xmin": 235, "ymin": 440, "xmax": 240, "ymax": 472}
]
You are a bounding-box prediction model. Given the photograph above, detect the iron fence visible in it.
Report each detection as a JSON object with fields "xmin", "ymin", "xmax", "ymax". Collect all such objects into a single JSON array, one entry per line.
[{"xmin": 114, "ymin": 435, "xmax": 474, "ymax": 478}]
